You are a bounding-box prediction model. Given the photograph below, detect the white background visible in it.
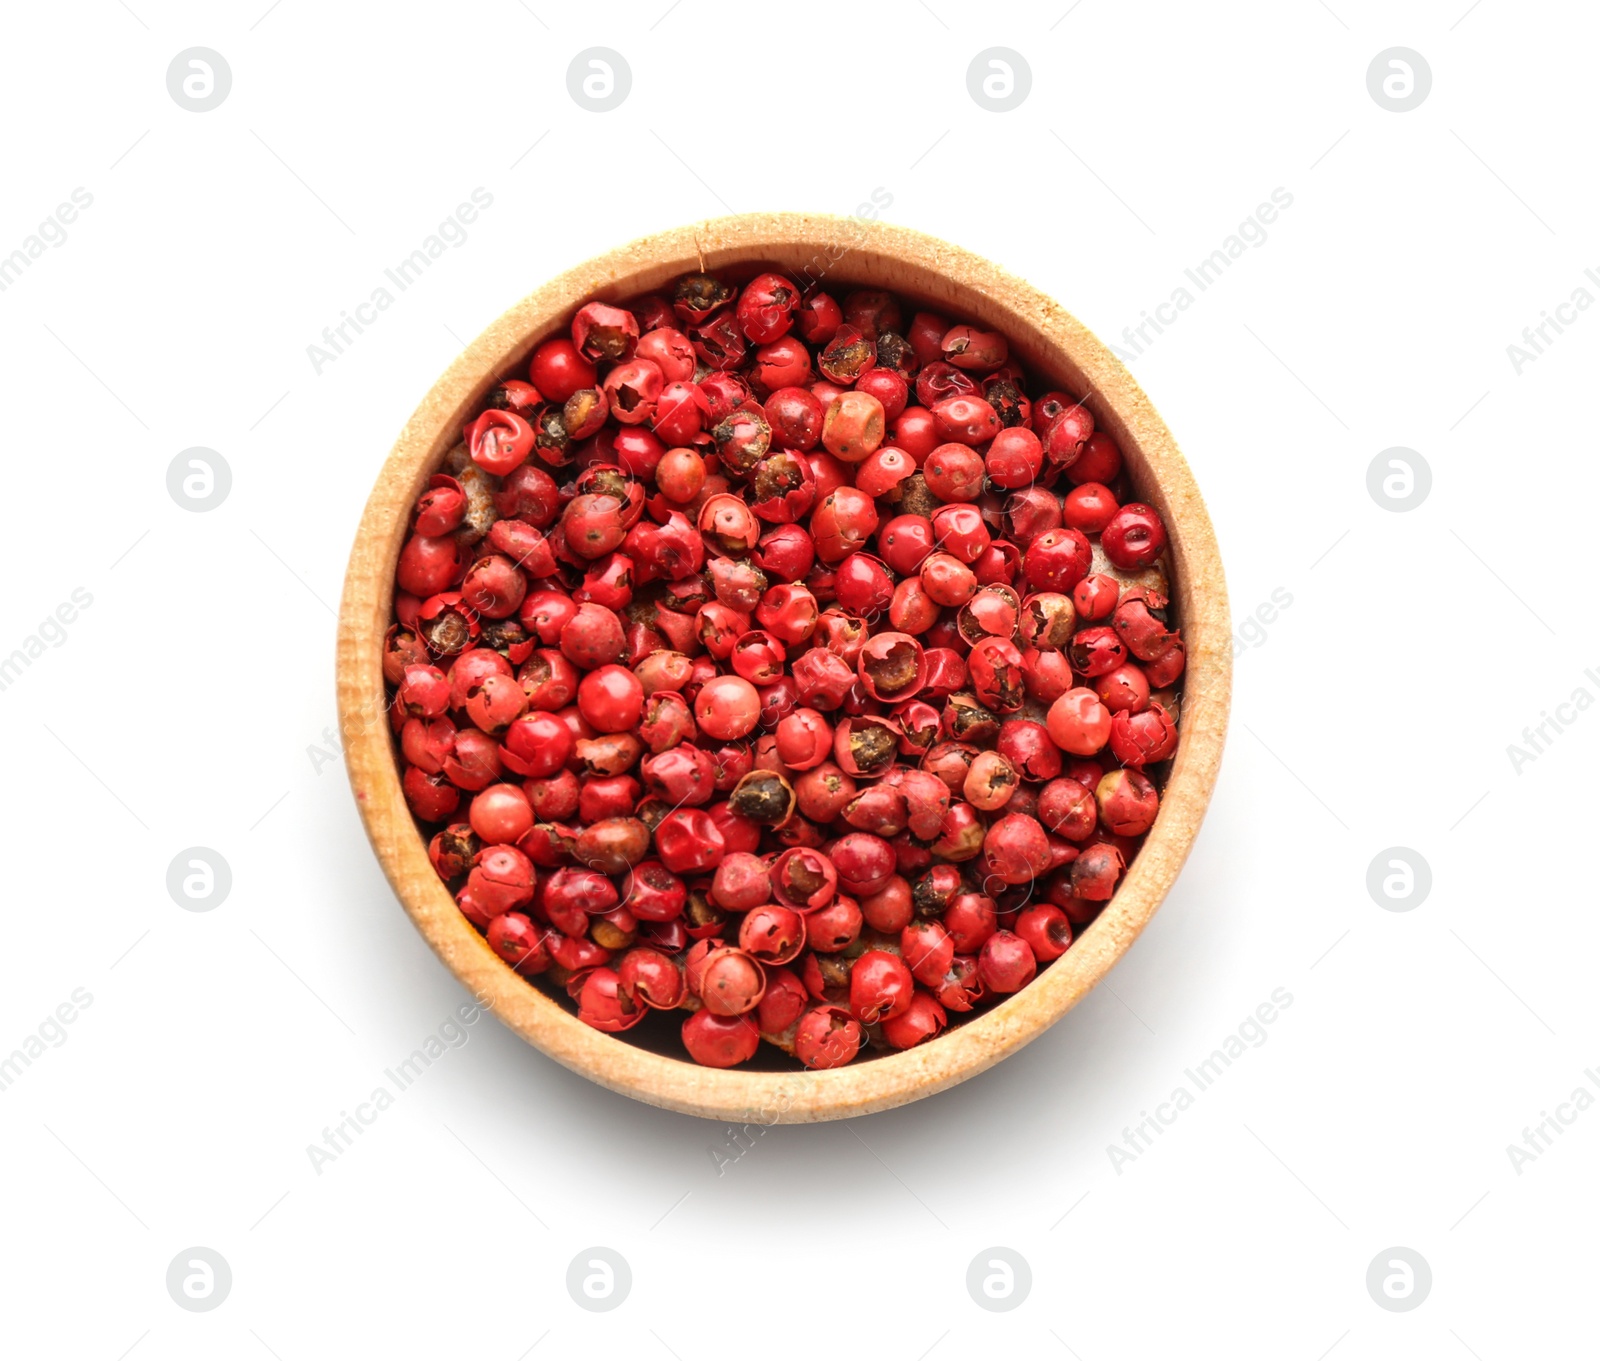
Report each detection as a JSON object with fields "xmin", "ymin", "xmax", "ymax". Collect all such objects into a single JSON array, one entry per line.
[{"xmin": 1, "ymin": 1, "xmax": 1595, "ymax": 1357}]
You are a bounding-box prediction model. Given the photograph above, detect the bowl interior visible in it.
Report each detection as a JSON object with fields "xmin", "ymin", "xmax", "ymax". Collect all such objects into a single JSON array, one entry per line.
[{"xmin": 337, "ymin": 213, "xmax": 1230, "ymax": 1122}]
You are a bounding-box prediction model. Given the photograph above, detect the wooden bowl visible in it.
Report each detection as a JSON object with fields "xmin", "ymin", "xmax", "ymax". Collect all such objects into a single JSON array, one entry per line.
[{"xmin": 337, "ymin": 212, "xmax": 1230, "ymax": 1123}]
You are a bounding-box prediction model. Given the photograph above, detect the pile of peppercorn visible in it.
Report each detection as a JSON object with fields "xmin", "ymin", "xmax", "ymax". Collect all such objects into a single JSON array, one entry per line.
[{"xmin": 384, "ymin": 269, "xmax": 1184, "ymax": 1069}]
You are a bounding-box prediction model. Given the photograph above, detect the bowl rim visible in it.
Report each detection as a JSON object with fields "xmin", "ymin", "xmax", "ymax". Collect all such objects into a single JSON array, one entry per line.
[{"xmin": 336, "ymin": 211, "xmax": 1231, "ymax": 1123}]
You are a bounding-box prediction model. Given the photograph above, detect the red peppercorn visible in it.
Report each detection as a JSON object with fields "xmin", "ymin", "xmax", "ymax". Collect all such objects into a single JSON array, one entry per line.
[
  {"xmin": 1071, "ymin": 842, "xmax": 1126, "ymax": 900},
  {"xmin": 609, "ymin": 427, "xmax": 667, "ymax": 481},
  {"xmin": 806, "ymin": 893, "xmax": 864, "ymax": 952},
  {"xmin": 1038, "ymin": 778, "xmax": 1098, "ymax": 841},
  {"xmin": 692, "ymin": 675, "xmax": 761, "ymax": 742},
  {"xmin": 465, "ymin": 410, "xmax": 535, "ymax": 476},
  {"xmin": 525, "ymin": 769, "xmax": 579, "ymax": 820},
  {"xmin": 829, "ymin": 832, "xmax": 897, "ymax": 895},
  {"xmin": 861, "ymin": 875, "xmax": 915, "ymax": 932},
  {"xmin": 917, "ymin": 362, "xmax": 977, "ymax": 406},
  {"xmin": 428, "ymin": 823, "xmax": 478, "ymax": 879},
  {"xmin": 764, "ymin": 846, "xmax": 834, "ymax": 913},
  {"xmin": 856, "ymin": 367, "xmax": 908, "ymax": 421},
  {"xmin": 833, "ymin": 552, "xmax": 894, "ymax": 616},
  {"xmin": 465, "ymin": 844, "xmax": 534, "ymax": 913},
  {"xmin": 967, "ymin": 637, "xmax": 1025, "ymax": 714},
  {"xmin": 404, "ymin": 762, "xmax": 462, "ymax": 822},
  {"xmin": 443, "ymin": 728, "xmax": 502, "ymax": 791},
  {"xmin": 558, "ymin": 603, "xmax": 625, "ymax": 670},
  {"xmin": 1096, "ymin": 768, "xmax": 1161, "ymax": 836},
  {"xmin": 901, "ymin": 920, "xmax": 955, "ymax": 988},
  {"xmin": 397, "ymin": 534, "xmax": 464, "ymax": 599},
  {"xmin": 920, "ymin": 552, "xmax": 978, "ymax": 609},
  {"xmin": 414, "ymin": 479, "xmax": 467, "ymax": 538},
  {"xmin": 811, "ymin": 486, "xmax": 879, "ymax": 563},
  {"xmin": 397, "ymin": 663, "xmax": 451, "ymax": 719},
  {"xmin": 953, "ymin": 585, "xmax": 1017, "ymax": 655},
  {"xmin": 984, "ymin": 374, "xmax": 1031, "ymax": 429},
  {"xmin": 1002, "ymin": 486, "xmax": 1061, "ymax": 549},
  {"xmin": 848, "ymin": 950, "xmax": 914, "ymax": 1023},
  {"xmin": 697, "ymin": 946, "xmax": 766, "ymax": 1016},
  {"xmin": 571, "ymin": 301, "xmax": 639, "ymax": 364},
  {"xmin": 881, "ymin": 993, "xmax": 948, "ymax": 1049},
  {"xmin": 469, "ymin": 784, "xmax": 535, "ymax": 845},
  {"xmin": 985, "ymin": 426, "xmax": 1043, "ymax": 489},
  {"xmin": 1070, "ymin": 430, "xmax": 1123, "ymax": 485},
  {"xmin": 999, "ymin": 719, "xmax": 1063, "ymax": 783},
  {"xmin": 529, "ymin": 337, "xmax": 597, "ymax": 401},
  {"xmin": 640, "ymin": 744, "xmax": 716, "ymax": 805},
  {"xmin": 817, "ymin": 324, "xmax": 876, "ymax": 384},
  {"xmin": 892, "ymin": 406, "xmax": 940, "ymax": 461},
  {"xmin": 751, "ymin": 334, "xmax": 812, "ymax": 392},
  {"xmin": 502, "ymin": 713, "xmax": 579, "ymax": 777},
  {"xmin": 487, "ymin": 912, "xmax": 549, "ymax": 973},
  {"xmin": 857, "ymin": 632, "xmax": 927, "ymax": 702},
  {"xmin": 789, "ymin": 288, "xmax": 839, "ymax": 342},
  {"xmin": 980, "ymin": 813, "xmax": 1052, "ymax": 887},
  {"xmin": 931, "ymin": 394, "xmax": 1000, "ymax": 446},
  {"xmin": 1111, "ymin": 594, "xmax": 1179, "ymax": 663},
  {"xmin": 575, "ymin": 664, "xmax": 644, "ymax": 733},
  {"xmin": 853, "ymin": 446, "xmax": 915, "ymax": 499},
  {"xmin": 978, "ymin": 930, "xmax": 1037, "ymax": 993},
  {"xmin": 620, "ymin": 860, "xmax": 687, "ymax": 923},
  {"xmin": 1061, "ymin": 482, "xmax": 1119, "ymax": 534},
  {"xmin": 1145, "ymin": 639, "xmax": 1186, "ymax": 688},
  {"xmin": 764, "ymin": 386, "xmax": 825, "ymax": 453},
  {"xmin": 681, "ymin": 1010, "xmax": 760, "ymax": 1067},
  {"xmin": 736, "ymin": 273, "xmax": 800, "ymax": 344},
  {"xmin": 1069, "ymin": 626, "xmax": 1127, "ymax": 678},
  {"xmin": 654, "ymin": 808, "xmax": 726, "ymax": 875},
  {"xmin": 754, "ymin": 523, "xmax": 816, "ymax": 583},
  {"xmin": 1047, "ymin": 688, "xmax": 1113, "ymax": 756},
  {"xmin": 794, "ymin": 1005, "xmax": 865, "ymax": 1068},
  {"xmin": 1016, "ymin": 904, "xmax": 1073, "ymax": 962},
  {"xmin": 616, "ymin": 947, "xmax": 684, "ymax": 1009},
  {"xmin": 931, "ymin": 955, "xmax": 983, "ymax": 1011},
  {"xmin": 922, "ymin": 443, "xmax": 986, "ymax": 501},
  {"xmin": 575, "ymin": 969, "xmax": 644, "ymax": 1032},
  {"xmin": 1072, "ymin": 573, "xmax": 1120, "ymax": 623},
  {"xmin": 757, "ymin": 967, "xmax": 810, "ymax": 1034},
  {"xmin": 820, "ymin": 391, "xmax": 885, "ymax": 462},
  {"xmin": 1023, "ymin": 528, "xmax": 1094, "ymax": 594},
  {"xmin": 1095, "ymin": 663, "xmax": 1150, "ymax": 715},
  {"xmin": 771, "ymin": 707, "xmax": 830, "ymax": 771},
  {"xmin": 698, "ymin": 492, "xmax": 761, "ymax": 554},
  {"xmin": 634, "ymin": 325, "xmax": 695, "ymax": 380},
  {"xmin": 933, "ymin": 888, "xmax": 991, "ymax": 954},
  {"xmin": 1101, "ymin": 503, "xmax": 1170, "ymax": 570}
]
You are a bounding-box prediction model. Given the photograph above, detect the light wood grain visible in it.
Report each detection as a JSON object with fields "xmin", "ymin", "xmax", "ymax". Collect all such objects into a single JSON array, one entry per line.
[{"xmin": 336, "ymin": 213, "xmax": 1232, "ymax": 1122}]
